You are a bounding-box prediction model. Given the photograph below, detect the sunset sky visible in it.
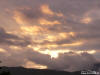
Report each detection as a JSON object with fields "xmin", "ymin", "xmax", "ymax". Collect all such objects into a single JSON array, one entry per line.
[{"xmin": 0, "ymin": 0, "xmax": 100, "ymax": 72}]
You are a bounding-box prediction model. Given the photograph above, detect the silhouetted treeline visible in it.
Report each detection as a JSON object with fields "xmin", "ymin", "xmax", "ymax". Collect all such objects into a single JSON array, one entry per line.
[
  {"xmin": 0, "ymin": 66, "xmax": 98, "ymax": 75},
  {"xmin": 0, "ymin": 67, "xmax": 10, "ymax": 75}
]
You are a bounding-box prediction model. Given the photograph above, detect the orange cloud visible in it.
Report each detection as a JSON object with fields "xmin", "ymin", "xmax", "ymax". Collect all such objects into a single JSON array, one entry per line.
[
  {"xmin": 39, "ymin": 18, "xmax": 61, "ymax": 26},
  {"xmin": 45, "ymin": 32, "xmax": 68, "ymax": 42},
  {"xmin": 41, "ymin": 41, "xmax": 83, "ymax": 49},
  {"xmin": 41, "ymin": 4, "xmax": 54, "ymax": 15},
  {"xmin": 81, "ymin": 17, "xmax": 92, "ymax": 24},
  {"xmin": 21, "ymin": 26, "xmax": 49, "ymax": 35},
  {"xmin": 41, "ymin": 4, "xmax": 64, "ymax": 17},
  {"xmin": 69, "ymin": 32, "xmax": 75, "ymax": 37},
  {"xmin": 0, "ymin": 48, "xmax": 7, "ymax": 53},
  {"xmin": 13, "ymin": 11, "xmax": 25, "ymax": 25},
  {"xmin": 10, "ymin": 46, "xmax": 21, "ymax": 51},
  {"xmin": 45, "ymin": 32, "xmax": 75, "ymax": 43},
  {"xmin": 61, "ymin": 41, "xmax": 83, "ymax": 47},
  {"xmin": 32, "ymin": 48, "xmax": 96, "ymax": 59},
  {"xmin": 23, "ymin": 61, "xmax": 47, "ymax": 69},
  {"xmin": 56, "ymin": 13, "xmax": 64, "ymax": 17}
]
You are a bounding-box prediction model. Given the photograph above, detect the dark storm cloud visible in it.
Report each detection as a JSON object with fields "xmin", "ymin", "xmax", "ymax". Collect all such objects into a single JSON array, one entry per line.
[
  {"xmin": 26, "ymin": 49, "xmax": 52, "ymax": 65},
  {"xmin": 14, "ymin": 7, "xmax": 44, "ymax": 24},
  {"xmin": 0, "ymin": 46, "xmax": 27, "ymax": 66},
  {"xmin": 0, "ymin": 27, "xmax": 19, "ymax": 39},
  {"xmin": 0, "ymin": 47, "xmax": 51, "ymax": 67},
  {"xmin": 0, "ymin": 27, "xmax": 30, "ymax": 46}
]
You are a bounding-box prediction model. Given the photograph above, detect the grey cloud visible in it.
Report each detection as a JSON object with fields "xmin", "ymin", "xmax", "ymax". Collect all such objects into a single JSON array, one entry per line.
[
  {"xmin": 16, "ymin": 7, "xmax": 44, "ymax": 24},
  {"xmin": 48, "ymin": 53, "xmax": 97, "ymax": 71},
  {"xmin": 0, "ymin": 27, "xmax": 30, "ymax": 46},
  {"xmin": 0, "ymin": 48, "xmax": 27, "ymax": 67},
  {"xmin": 0, "ymin": 47, "xmax": 51, "ymax": 67},
  {"xmin": 0, "ymin": 44, "xmax": 99, "ymax": 72},
  {"xmin": 27, "ymin": 51, "xmax": 98, "ymax": 71}
]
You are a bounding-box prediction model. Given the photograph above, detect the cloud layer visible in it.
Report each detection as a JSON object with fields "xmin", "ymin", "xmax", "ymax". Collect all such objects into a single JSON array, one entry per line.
[{"xmin": 0, "ymin": 0, "xmax": 100, "ymax": 72}]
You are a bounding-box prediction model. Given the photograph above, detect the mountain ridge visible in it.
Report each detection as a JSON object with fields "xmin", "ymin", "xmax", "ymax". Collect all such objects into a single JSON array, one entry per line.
[{"xmin": 0, "ymin": 66, "xmax": 98, "ymax": 75}]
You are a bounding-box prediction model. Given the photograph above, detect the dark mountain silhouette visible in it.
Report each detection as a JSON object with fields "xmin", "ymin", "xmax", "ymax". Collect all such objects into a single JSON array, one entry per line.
[
  {"xmin": 0, "ymin": 61, "xmax": 99, "ymax": 75},
  {"xmin": 0, "ymin": 66, "xmax": 97, "ymax": 75}
]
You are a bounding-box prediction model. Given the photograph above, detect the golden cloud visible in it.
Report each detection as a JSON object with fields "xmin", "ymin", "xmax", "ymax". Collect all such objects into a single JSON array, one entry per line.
[
  {"xmin": 27, "ymin": 44, "xmax": 96, "ymax": 59},
  {"xmin": 41, "ymin": 4, "xmax": 54, "ymax": 15},
  {"xmin": 41, "ymin": 4, "xmax": 64, "ymax": 17},
  {"xmin": 81, "ymin": 17, "xmax": 92, "ymax": 24},
  {"xmin": 45, "ymin": 32, "xmax": 68, "ymax": 42},
  {"xmin": 13, "ymin": 11, "xmax": 26, "ymax": 25},
  {"xmin": 39, "ymin": 18, "xmax": 61, "ymax": 26},
  {"xmin": 21, "ymin": 26, "xmax": 49, "ymax": 35},
  {"xmin": 61, "ymin": 41, "xmax": 83, "ymax": 47},
  {"xmin": 10, "ymin": 46, "xmax": 21, "ymax": 51},
  {"xmin": 0, "ymin": 48, "xmax": 7, "ymax": 53},
  {"xmin": 41, "ymin": 49, "xmax": 96, "ymax": 59},
  {"xmin": 23, "ymin": 61, "xmax": 47, "ymax": 69},
  {"xmin": 41, "ymin": 41, "xmax": 83, "ymax": 49}
]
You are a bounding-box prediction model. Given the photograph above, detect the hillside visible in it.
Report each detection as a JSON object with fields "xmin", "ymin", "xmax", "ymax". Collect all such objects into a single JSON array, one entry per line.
[{"xmin": 0, "ymin": 67, "xmax": 97, "ymax": 75}]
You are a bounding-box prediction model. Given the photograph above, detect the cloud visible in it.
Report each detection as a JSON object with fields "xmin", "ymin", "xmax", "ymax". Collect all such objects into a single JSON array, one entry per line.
[
  {"xmin": 0, "ymin": 44, "xmax": 98, "ymax": 72},
  {"xmin": 41, "ymin": 4, "xmax": 55, "ymax": 15},
  {"xmin": 23, "ymin": 61, "xmax": 47, "ymax": 69},
  {"xmin": 48, "ymin": 53, "xmax": 97, "ymax": 71},
  {"xmin": 13, "ymin": 4, "xmax": 63, "ymax": 26},
  {"xmin": 0, "ymin": 0, "xmax": 100, "ymax": 72},
  {"xmin": 0, "ymin": 27, "xmax": 30, "ymax": 46},
  {"xmin": 41, "ymin": 4, "xmax": 63, "ymax": 17},
  {"xmin": 12, "ymin": 2, "xmax": 100, "ymax": 51},
  {"xmin": 39, "ymin": 18, "xmax": 61, "ymax": 26},
  {"xmin": 13, "ymin": 8, "xmax": 42, "ymax": 25},
  {"xmin": 26, "ymin": 50, "xmax": 98, "ymax": 72}
]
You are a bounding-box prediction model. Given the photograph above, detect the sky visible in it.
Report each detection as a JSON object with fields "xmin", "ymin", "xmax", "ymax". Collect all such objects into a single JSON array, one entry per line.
[{"xmin": 0, "ymin": 0, "xmax": 100, "ymax": 72}]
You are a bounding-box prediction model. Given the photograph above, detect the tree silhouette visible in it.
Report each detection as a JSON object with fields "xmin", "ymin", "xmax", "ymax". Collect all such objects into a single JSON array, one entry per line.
[
  {"xmin": 0, "ymin": 61, "xmax": 11, "ymax": 75},
  {"xmin": 0, "ymin": 61, "xmax": 2, "ymax": 69},
  {"xmin": 0, "ymin": 71, "xmax": 11, "ymax": 75}
]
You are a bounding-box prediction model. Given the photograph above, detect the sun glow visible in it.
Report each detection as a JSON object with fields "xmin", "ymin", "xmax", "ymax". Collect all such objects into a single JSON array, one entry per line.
[
  {"xmin": 39, "ymin": 49, "xmax": 96, "ymax": 58},
  {"xmin": 39, "ymin": 49, "xmax": 70, "ymax": 59},
  {"xmin": 40, "ymin": 50, "xmax": 59, "ymax": 59},
  {"xmin": 46, "ymin": 50, "xmax": 59, "ymax": 59},
  {"xmin": 27, "ymin": 45, "xmax": 96, "ymax": 59},
  {"xmin": 50, "ymin": 52, "xmax": 59, "ymax": 58}
]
